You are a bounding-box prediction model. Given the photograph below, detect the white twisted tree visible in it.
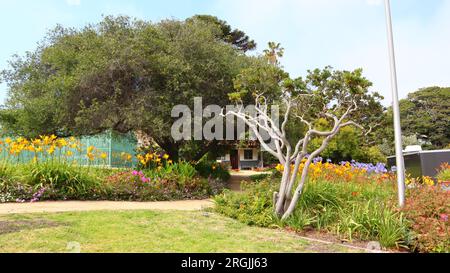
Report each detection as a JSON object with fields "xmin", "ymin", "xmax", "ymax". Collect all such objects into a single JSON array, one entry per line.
[{"xmin": 223, "ymin": 67, "xmax": 383, "ymax": 219}]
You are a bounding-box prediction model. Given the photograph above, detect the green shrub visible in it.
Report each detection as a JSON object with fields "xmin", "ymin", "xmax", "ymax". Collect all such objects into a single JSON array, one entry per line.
[
  {"xmin": 249, "ymin": 173, "xmax": 271, "ymax": 182},
  {"xmin": 103, "ymin": 170, "xmax": 212, "ymax": 201},
  {"xmin": 21, "ymin": 162, "xmax": 105, "ymax": 200},
  {"xmin": 195, "ymin": 160, "xmax": 230, "ymax": 182},
  {"xmin": 437, "ymin": 163, "xmax": 450, "ymax": 182},
  {"xmin": 402, "ymin": 186, "xmax": 449, "ymax": 253},
  {"xmin": 214, "ymin": 180, "xmax": 278, "ymax": 227}
]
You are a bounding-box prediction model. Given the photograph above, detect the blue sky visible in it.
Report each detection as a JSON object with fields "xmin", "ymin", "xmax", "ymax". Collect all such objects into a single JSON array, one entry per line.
[{"xmin": 1, "ymin": 0, "xmax": 449, "ymax": 106}]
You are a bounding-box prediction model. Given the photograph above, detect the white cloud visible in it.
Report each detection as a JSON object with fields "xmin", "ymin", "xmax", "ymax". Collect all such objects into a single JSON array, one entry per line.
[{"xmin": 66, "ymin": 0, "xmax": 81, "ymax": 6}]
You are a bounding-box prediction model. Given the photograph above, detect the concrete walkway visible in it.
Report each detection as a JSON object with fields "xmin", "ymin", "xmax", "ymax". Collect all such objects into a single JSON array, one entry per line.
[{"xmin": 0, "ymin": 200, "xmax": 214, "ymax": 215}]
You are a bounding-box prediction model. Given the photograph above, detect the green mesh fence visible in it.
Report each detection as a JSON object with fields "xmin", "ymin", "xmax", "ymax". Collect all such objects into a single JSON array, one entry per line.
[{"xmin": 0, "ymin": 130, "xmax": 138, "ymax": 168}]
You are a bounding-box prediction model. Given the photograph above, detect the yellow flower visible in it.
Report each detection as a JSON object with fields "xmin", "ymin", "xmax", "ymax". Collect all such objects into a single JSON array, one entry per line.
[
  {"xmin": 168, "ymin": 160, "xmax": 173, "ymax": 165},
  {"xmin": 32, "ymin": 139, "xmax": 41, "ymax": 146},
  {"xmin": 66, "ymin": 150, "xmax": 73, "ymax": 156},
  {"xmin": 5, "ymin": 138, "xmax": 12, "ymax": 145},
  {"xmin": 47, "ymin": 146, "xmax": 55, "ymax": 155},
  {"xmin": 87, "ymin": 146, "xmax": 95, "ymax": 153},
  {"xmin": 100, "ymin": 152, "xmax": 108, "ymax": 160},
  {"xmin": 87, "ymin": 152, "xmax": 95, "ymax": 161},
  {"xmin": 56, "ymin": 138, "xmax": 68, "ymax": 148},
  {"xmin": 70, "ymin": 136, "xmax": 76, "ymax": 142},
  {"xmin": 275, "ymin": 164, "xmax": 284, "ymax": 172},
  {"xmin": 423, "ymin": 176, "xmax": 435, "ymax": 186},
  {"xmin": 163, "ymin": 154, "xmax": 169, "ymax": 160}
]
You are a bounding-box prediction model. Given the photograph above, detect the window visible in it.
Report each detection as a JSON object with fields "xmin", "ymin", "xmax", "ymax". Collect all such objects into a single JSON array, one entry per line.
[{"xmin": 244, "ymin": 150, "xmax": 253, "ymax": 160}]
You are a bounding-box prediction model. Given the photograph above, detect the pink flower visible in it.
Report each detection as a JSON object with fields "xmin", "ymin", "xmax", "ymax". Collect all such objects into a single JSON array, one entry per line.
[
  {"xmin": 141, "ymin": 176, "xmax": 150, "ymax": 183},
  {"xmin": 132, "ymin": 170, "xmax": 138, "ymax": 176},
  {"xmin": 440, "ymin": 214, "xmax": 448, "ymax": 222}
]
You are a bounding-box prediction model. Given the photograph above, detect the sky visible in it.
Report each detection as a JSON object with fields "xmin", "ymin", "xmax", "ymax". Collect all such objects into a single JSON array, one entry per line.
[{"xmin": 0, "ymin": 0, "xmax": 449, "ymax": 106}]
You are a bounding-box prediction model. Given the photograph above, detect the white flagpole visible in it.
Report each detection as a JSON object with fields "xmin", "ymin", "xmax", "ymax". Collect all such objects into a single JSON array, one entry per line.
[{"xmin": 384, "ymin": 0, "xmax": 406, "ymax": 207}]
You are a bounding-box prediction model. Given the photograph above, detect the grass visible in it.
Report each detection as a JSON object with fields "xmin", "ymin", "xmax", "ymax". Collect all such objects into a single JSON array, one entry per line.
[{"xmin": 0, "ymin": 210, "xmax": 365, "ymax": 253}]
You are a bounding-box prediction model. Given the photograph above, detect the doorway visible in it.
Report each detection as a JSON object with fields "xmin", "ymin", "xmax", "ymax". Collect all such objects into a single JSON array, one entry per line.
[{"xmin": 230, "ymin": 149, "xmax": 239, "ymax": 170}]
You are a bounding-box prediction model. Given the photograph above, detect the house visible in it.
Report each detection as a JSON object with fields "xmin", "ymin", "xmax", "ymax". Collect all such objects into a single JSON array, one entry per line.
[{"xmin": 217, "ymin": 141, "xmax": 264, "ymax": 170}]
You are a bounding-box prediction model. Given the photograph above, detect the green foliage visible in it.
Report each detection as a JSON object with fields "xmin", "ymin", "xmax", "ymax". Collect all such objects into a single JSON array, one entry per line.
[
  {"xmin": 402, "ymin": 186, "xmax": 449, "ymax": 253},
  {"xmin": 102, "ymin": 170, "xmax": 211, "ymax": 201},
  {"xmin": 214, "ymin": 180, "xmax": 278, "ymax": 227},
  {"xmin": 249, "ymin": 173, "xmax": 271, "ymax": 182},
  {"xmin": 187, "ymin": 15, "xmax": 256, "ymax": 52},
  {"xmin": 0, "ymin": 15, "xmax": 257, "ymax": 161},
  {"xmin": 0, "ymin": 160, "xmax": 222, "ymax": 202},
  {"xmin": 382, "ymin": 87, "xmax": 450, "ymax": 151},
  {"xmin": 195, "ymin": 159, "xmax": 231, "ymax": 182},
  {"xmin": 214, "ymin": 177, "xmax": 411, "ymax": 249},
  {"xmin": 309, "ymin": 120, "xmax": 386, "ymax": 163},
  {"xmin": 437, "ymin": 164, "xmax": 450, "ymax": 182},
  {"xmin": 22, "ymin": 162, "xmax": 104, "ymax": 200}
]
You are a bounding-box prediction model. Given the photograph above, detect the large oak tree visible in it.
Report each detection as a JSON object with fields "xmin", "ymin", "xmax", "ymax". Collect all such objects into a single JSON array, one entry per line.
[{"xmin": 0, "ymin": 15, "xmax": 265, "ymax": 161}]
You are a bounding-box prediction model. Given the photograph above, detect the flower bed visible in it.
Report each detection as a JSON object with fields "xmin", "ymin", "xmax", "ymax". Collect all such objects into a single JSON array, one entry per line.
[
  {"xmin": 0, "ymin": 135, "xmax": 227, "ymax": 203},
  {"xmin": 215, "ymin": 159, "xmax": 449, "ymax": 253}
]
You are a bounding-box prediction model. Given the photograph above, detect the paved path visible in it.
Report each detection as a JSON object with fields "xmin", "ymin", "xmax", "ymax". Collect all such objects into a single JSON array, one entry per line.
[
  {"xmin": 0, "ymin": 200, "xmax": 214, "ymax": 215},
  {"xmin": 228, "ymin": 170, "xmax": 271, "ymax": 191}
]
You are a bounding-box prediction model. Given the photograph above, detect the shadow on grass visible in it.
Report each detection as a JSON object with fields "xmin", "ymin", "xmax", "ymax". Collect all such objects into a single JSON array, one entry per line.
[{"xmin": 0, "ymin": 220, "xmax": 63, "ymax": 235}]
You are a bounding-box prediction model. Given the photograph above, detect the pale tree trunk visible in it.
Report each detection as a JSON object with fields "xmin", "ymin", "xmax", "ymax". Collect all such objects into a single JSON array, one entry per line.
[{"xmin": 223, "ymin": 96, "xmax": 360, "ymax": 220}]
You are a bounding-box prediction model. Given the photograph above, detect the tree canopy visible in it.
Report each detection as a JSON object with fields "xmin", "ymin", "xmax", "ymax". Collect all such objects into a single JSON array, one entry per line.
[
  {"xmin": 380, "ymin": 86, "xmax": 450, "ymax": 152},
  {"xmin": 0, "ymin": 15, "xmax": 264, "ymax": 161}
]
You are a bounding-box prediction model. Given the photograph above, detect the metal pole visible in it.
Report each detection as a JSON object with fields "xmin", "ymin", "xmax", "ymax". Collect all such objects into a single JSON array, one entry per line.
[{"xmin": 384, "ymin": 0, "xmax": 406, "ymax": 207}]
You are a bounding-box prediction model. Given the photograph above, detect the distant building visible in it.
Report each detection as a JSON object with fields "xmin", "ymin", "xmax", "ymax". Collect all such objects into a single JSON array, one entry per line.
[
  {"xmin": 387, "ymin": 149, "xmax": 450, "ymax": 179},
  {"xmin": 217, "ymin": 141, "xmax": 264, "ymax": 170}
]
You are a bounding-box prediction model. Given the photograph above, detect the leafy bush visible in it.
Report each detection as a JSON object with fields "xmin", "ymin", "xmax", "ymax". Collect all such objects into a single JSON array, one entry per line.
[
  {"xmin": 19, "ymin": 162, "xmax": 105, "ymax": 200},
  {"xmin": 102, "ymin": 170, "xmax": 212, "ymax": 201},
  {"xmin": 214, "ymin": 180, "xmax": 278, "ymax": 227},
  {"xmin": 249, "ymin": 173, "xmax": 271, "ymax": 182},
  {"xmin": 195, "ymin": 160, "xmax": 230, "ymax": 182},
  {"xmin": 437, "ymin": 163, "xmax": 450, "ymax": 182},
  {"xmin": 402, "ymin": 186, "xmax": 449, "ymax": 253}
]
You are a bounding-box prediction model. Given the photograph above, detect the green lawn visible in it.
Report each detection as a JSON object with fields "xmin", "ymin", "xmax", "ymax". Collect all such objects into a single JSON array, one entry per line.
[{"xmin": 0, "ymin": 210, "xmax": 364, "ymax": 253}]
